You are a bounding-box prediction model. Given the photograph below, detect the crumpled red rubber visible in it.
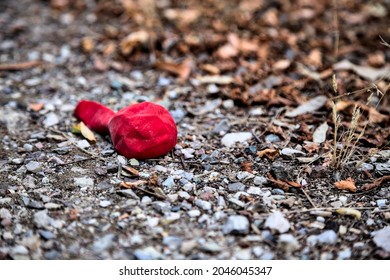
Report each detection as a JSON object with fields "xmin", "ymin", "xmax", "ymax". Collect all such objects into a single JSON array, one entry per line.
[{"xmin": 74, "ymin": 100, "xmax": 177, "ymax": 159}]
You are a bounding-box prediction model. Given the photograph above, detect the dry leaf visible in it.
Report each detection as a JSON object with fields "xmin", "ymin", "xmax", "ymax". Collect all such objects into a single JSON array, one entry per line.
[
  {"xmin": 257, "ymin": 148, "xmax": 279, "ymax": 160},
  {"xmin": 336, "ymin": 208, "xmax": 361, "ymax": 219},
  {"xmin": 216, "ymin": 43, "xmax": 238, "ymax": 59},
  {"xmin": 334, "ymin": 59, "xmax": 390, "ymax": 81},
  {"xmin": 81, "ymin": 36, "xmax": 94, "ymax": 53},
  {"xmin": 29, "ymin": 103, "xmax": 44, "ymax": 112},
  {"xmin": 0, "ymin": 60, "xmax": 42, "ymax": 71},
  {"xmin": 201, "ymin": 64, "xmax": 220, "ymax": 75},
  {"xmin": 120, "ymin": 30, "xmax": 149, "ymax": 55},
  {"xmin": 80, "ymin": 121, "xmax": 96, "ymax": 143},
  {"xmin": 122, "ymin": 165, "xmax": 139, "ymax": 176},
  {"xmin": 363, "ymin": 175, "xmax": 390, "ymax": 191},
  {"xmin": 155, "ymin": 58, "xmax": 192, "ymax": 82},
  {"xmin": 334, "ymin": 177, "xmax": 356, "ymax": 192}
]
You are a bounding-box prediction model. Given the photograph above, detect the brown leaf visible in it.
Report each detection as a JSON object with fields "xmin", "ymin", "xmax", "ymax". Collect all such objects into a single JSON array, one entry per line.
[
  {"xmin": 120, "ymin": 30, "xmax": 149, "ymax": 55},
  {"xmin": 80, "ymin": 122, "xmax": 96, "ymax": 143},
  {"xmin": 200, "ymin": 64, "xmax": 220, "ymax": 75},
  {"xmin": 81, "ymin": 36, "xmax": 94, "ymax": 53},
  {"xmin": 216, "ymin": 43, "xmax": 238, "ymax": 59},
  {"xmin": 0, "ymin": 60, "xmax": 42, "ymax": 71},
  {"xmin": 363, "ymin": 175, "xmax": 390, "ymax": 191},
  {"xmin": 241, "ymin": 161, "xmax": 253, "ymax": 173},
  {"xmin": 334, "ymin": 177, "xmax": 356, "ymax": 192},
  {"xmin": 29, "ymin": 103, "xmax": 44, "ymax": 112},
  {"xmin": 155, "ymin": 58, "xmax": 192, "ymax": 82},
  {"xmin": 122, "ymin": 165, "xmax": 139, "ymax": 176},
  {"xmin": 257, "ymin": 148, "xmax": 279, "ymax": 160}
]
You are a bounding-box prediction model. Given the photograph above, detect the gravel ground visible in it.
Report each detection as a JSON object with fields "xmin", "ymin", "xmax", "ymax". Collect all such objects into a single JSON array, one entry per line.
[{"xmin": 1, "ymin": 0, "xmax": 390, "ymax": 260}]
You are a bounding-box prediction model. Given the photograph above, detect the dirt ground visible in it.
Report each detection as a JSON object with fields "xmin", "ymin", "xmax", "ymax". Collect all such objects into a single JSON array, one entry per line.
[{"xmin": 0, "ymin": 0, "xmax": 389, "ymax": 260}]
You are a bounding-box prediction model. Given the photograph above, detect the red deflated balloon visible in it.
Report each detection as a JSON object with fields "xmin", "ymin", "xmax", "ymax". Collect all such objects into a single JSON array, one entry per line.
[{"xmin": 74, "ymin": 100, "xmax": 177, "ymax": 159}]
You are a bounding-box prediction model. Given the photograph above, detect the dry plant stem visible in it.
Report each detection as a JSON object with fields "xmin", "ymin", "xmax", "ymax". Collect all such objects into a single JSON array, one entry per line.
[
  {"xmin": 300, "ymin": 187, "xmax": 317, "ymax": 208},
  {"xmin": 0, "ymin": 60, "xmax": 42, "ymax": 71}
]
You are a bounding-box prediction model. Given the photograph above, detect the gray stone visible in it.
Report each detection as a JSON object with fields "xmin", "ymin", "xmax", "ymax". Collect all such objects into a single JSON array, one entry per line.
[
  {"xmin": 39, "ymin": 230, "xmax": 56, "ymax": 240},
  {"xmin": 375, "ymin": 163, "xmax": 390, "ymax": 175},
  {"xmin": 34, "ymin": 210, "xmax": 51, "ymax": 228},
  {"xmin": 376, "ymin": 199, "xmax": 387, "ymax": 208},
  {"xmin": 77, "ymin": 140, "xmax": 90, "ymax": 149},
  {"xmin": 162, "ymin": 177, "xmax": 175, "ymax": 188},
  {"xmin": 23, "ymin": 143, "xmax": 33, "ymax": 152},
  {"xmin": 134, "ymin": 247, "xmax": 162, "ymax": 260},
  {"xmin": 313, "ymin": 122, "xmax": 329, "ymax": 143},
  {"xmin": 117, "ymin": 189, "xmax": 139, "ymax": 199},
  {"xmin": 163, "ymin": 236, "xmax": 182, "ymax": 250},
  {"xmin": 213, "ymin": 119, "xmax": 230, "ymax": 135},
  {"xmin": 43, "ymin": 112, "xmax": 59, "ymax": 127},
  {"xmin": 93, "ymin": 234, "xmax": 115, "ymax": 254},
  {"xmin": 254, "ymin": 176, "xmax": 267, "ymax": 186},
  {"xmin": 0, "ymin": 208, "xmax": 11, "ymax": 220},
  {"xmin": 337, "ymin": 248, "xmax": 352, "ymax": 260},
  {"xmin": 170, "ymin": 109, "xmax": 186, "ymax": 123},
  {"xmin": 221, "ymin": 132, "xmax": 252, "ymax": 147},
  {"xmin": 201, "ymin": 242, "xmax": 223, "ymax": 253},
  {"xmin": 281, "ymin": 148, "xmax": 306, "ymax": 158},
  {"xmin": 223, "ymin": 215, "xmax": 249, "ymax": 235},
  {"xmin": 99, "ymin": 200, "xmax": 111, "ymax": 208},
  {"xmin": 373, "ymin": 226, "xmax": 390, "ymax": 252},
  {"xmin": 25, "ymin": 161, "xmax": 42, "ymax": 173},
  {"xmin": 278, "ymin": 234, "xmax": 300, "ymax": 252},
  {"xmin": 74, "ymin": 177, "xmax": 94, "ymax": 189},
  {"xmin": 265, "ymin": 211, "xmax": 290, "ymax": 233},
  {"xmin": 307, "ymin": 230, "xmax": 338, "ymax": 246},
  {"xmin": 44, "ymin": 203, "xmax": 61, "ymax": 209},
  {"xmin": 228, "ymin": 182, "xmax": 245, "ymax": 192},
  {"xmin": 187, "ymin": 209, "xmax": 201, "ymax": 217},
  {"xmin": 195, "ymin": 199, "xmax": 212, "ymax": 211}
]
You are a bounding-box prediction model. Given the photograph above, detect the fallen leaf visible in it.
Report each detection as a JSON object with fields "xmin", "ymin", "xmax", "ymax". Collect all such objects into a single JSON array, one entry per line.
[
  {"xmin": 363, "ymin": 175, "xmax": 390, "ymax": 191},
  {"xmin": 303, "ymin": 142, "xmax": 320, "ymax": 153},
  {"xmin": 155, "ymin": 58, "xmax": 192, "ymax": 82},
  {"xmin": 257, "ymin": 148, "xmax": 280, "ymax": 160},
  {"xmin": 200, "ymin": 64, "xmax": 220, "ymax": 75},
  {"xmin": 216, "ymin": 43, "xmax": 239, "ymax": 59},
  {"xmin": 0, "ymin": 60, "xmax": 42, "ymax": 71},
  {"xmin": 285, "ymin": 95, "xmax": 328, "ymax": 118},
  {"xmin": 334, "ymin": 59, "xmax": 390, "ymax": 81},
  {"xmin": 80, "ymin": 121, "xmax": 96, "ymax": 143},
  {"xmin": 335, "ymin": 100, "xmax": 388, "ymax": 124},
  {"xmin": 336, "ymin": 208, "xmax": 362, "ymax": 219},
  {"xmin": 312, "ymin": 122, "xmax": 329, "ymax": 143},
  {"xmin": 81, "ymin": 36, "xmax": 94, "ymax": 53},
  {"xmin": 273, "ymin": 59, "xmax": 291, "ymax": 70},
  {"xmin": 29, "ymin": 103, "xmax": 44, "ymax": 112},
  {"xmin": 334, "ymin": 177, "xmax": 356, "ymax": 192},
  {"xmin": 240, "ymin": 161, "xmax": 253, "ymax": 173},
  {"xmin": 197, "ymin": 75, "xmax": 234, "ymax": 85},
  {"xmin": 122, "ymin": 165, "xmax": 140, "ymax": 176},
  {"xmin": 120, "ymin": 30, "xmax": 149, "ymax": 55}
]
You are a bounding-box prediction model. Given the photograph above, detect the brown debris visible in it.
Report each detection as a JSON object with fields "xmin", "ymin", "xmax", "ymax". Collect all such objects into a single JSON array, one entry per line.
[
  {"xmin": 0, "ymin": 60, "xmax": 42, "ymax": 71},
  {"xmin": 334, "ymin": 177, "xmax": 357, "ymax": 192},
  {"xmin": 363, "ymin": 176, "xmax": 390, "ymax": 191}
]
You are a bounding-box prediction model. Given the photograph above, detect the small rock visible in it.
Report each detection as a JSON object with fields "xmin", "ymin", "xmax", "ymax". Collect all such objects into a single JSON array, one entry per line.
[
  {"xmin": 96, "ymin": 180, "xmax": 112, "ymax": 190},
  {"xmin": 236, "ymin": 171, "xmax": 254, "ymax": 180},
  {"xmin": 25, "ymin": 161, "xmax": 42, "ymax": 173},
  {"xmin": 77, "ymin": 140, "xmax": 90, "ymax": 149},
  {"xmin": 281, "ymin": 148, "xmax": 306, "ymax": 158},
  {"xmin": 278, "ymin": 234, "xmax": 300, "ymax": 252},
  {"xmin": 39, "ymin": 230, "xmax": 56, "ymax": 240},
  {"xmin": 99, "ymin": 200, "xmax": 111, "ymax": 208},
  {"xmin": 222, "ymin": 99, "xmax": 234, "ymax": 109},
  {"xmin": 377, "ymin": 199, "xmax": 387, "ymax": 208},
  {"xmin": 129, "ymin": 158, "xmax": 139, "ymax": 166},
  {"xmin": 337, "ymin": 248, "xmax": 352, "ymax": 260},
  {"xmin": 228, "ymin": 182, "xmax": 245, "ymax": 192},
  {"xmin": 43, "ymin": 112, "xmax": 59, "ymax": 127},
  {"xmin": 223, "ymin": 215, "xmax": 249, "ymax": 235},
  {"xmin": 188, "ymin": 209, "xmax": 201, "ymax": 217},
  {"xmin": 180, "ymin": 240, "xmax": 198, "ymax": 254},
  {"xmin": 153, "ymin": 201, "xmax": 171, "ymax": 213},
  {"xmin": 265, "ymin": 134, "xmax": 281, "ymax": 143},
  {"xmin": 44, "ymin": 203, "xmax": 61, "ymax": 210},
  {"xmin": 330, "ymin": 201, "xmax": 342, "ymax": 208},
  {"xmin": 117, "ymin": 189, "xmax": 139, "ymax": 199},
  {"xmin": 34, "ymin": 210, "xmax": 51, "ymax": 228},
  {"xmin": 247, "ymin": 186, "xmax": 262, "ymax": 195},
  {"xmin": 164, "ymin": 212, "xmax": 180, "ymax": 222},
  {"xmin": 221, "ymin": 132, "xmax": 252, "ymax": 147},
  {"xmin": 207, "ymin": 84, "xmax": 219, "ymax": 94},
  {"xmin": 213, "ymin": 119, "xmax": 230, "ymax": 135},
  {"xmin": 0, "ymin": 208, "xmax": 11, "ymax": 220},
  {"xmin": 162, "ymin": 177, "xmax": 175, "ymax": 188},
  {"xmin": 181, "ymin": 148, "xmax": 195, "ymax": 159},
  {"xmin": 271, "ymin": 188, "xmax": 285, "ymax": 195},
  {"xmin": 170, "ymin": 109, "xmax": 186, "ymax": 123},
  {"xmin": 375, "ymin": 163, "xmax": 390, "ymax": 176},
  {"xmin": 74, "ymin": 177, "xmax": 94, "ymax": 189},
  {"xmin": 134, "ymin": 247, "xmax": 162, "ymax": 260},
  {"xmin": 23, "ymin": 143, "xmax": 33, "ymax": 152},
  {"xmin": 235, "ymin": 249, "xmax": 252, "ymax": 260},
  {"xmin": 373, "ymin": 226, "xmax": 390, "ymax": 253},
  {"xmin": 307, "ymin": 230, "xmax": 338, "ymax": 246},
  {"xmin": 163, "ymin": 236, "xmax": 182, "ymax": 250},
  {"xmin": 10, "ymin": 245, "xmax": 29, "ymax": 256},
  {"xmin": 265, "ymin": 211, "xmax": 290, "ymax": 233},
  {"xmin": 93, "ymin": 234, "xmax": 115, "ymax": 254},
  {"xmin": 200, "ymin": 242, "xmax": 223, "ymax": 253},
  {"xmin": 254, "ymin": 176, "xmax": 267, "ymax": 185},
  {"xmin": 195, "ymin": 199, "xmax": 212, "ymax": 211}
]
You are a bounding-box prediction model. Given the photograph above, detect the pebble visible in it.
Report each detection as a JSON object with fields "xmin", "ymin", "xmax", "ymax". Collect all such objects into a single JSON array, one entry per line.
[
  {"xmin": 23, "ymin": 143, "xmax": 33, "ymax": 152},
  {"xmin": 180, "ymin": 240, "xmax": 198, "ymax": 254},
  {"xmin": 222, "ymin": 99, "xmax": 234, "ymax": 109},
  {"xmin": 195, "ymin": 199, "xmax": 212, "ymax": 211},
  {"xmin": 25, "ymin": 161, "xmax": 42, "ymax": 173},
  {"xmin": 39, "ymin": 230, "xmax": 56, "ymax": 240},
  {"xmin": 213, "ymin": 119, "xmax": 230, "ymax": 135},
  {"xmin": 170, "ymin": 109, "xmax": 186, "ymax": 123},
  {"xmin": 141, "ymin": 196, "xmax": 152, "ymax": 204},
  {"xmin": 265, "ymin": 211, "xmax": 290, "ymax": 233},
  {"xmin": 271, "ymin": 188, "xmax": 285, "ymax": 195},
  {"xmin": 34, "ymin": 210, "xmax": 51, "ymax": 228},
  {"xmin": 337, "ymin": 248, "xmax": 352, "ymax": 260},
  {"xmin": 235, "ymin": 249, "xmax": 252, "ymax": 260},
  {"xmin": 99, "ymin": 200, "xmax": 111, "ymax": 208},
  {"xmin": 43, "ymin": 112, "xmax": 59, "ymax": 127},
  {"xmin": 221, "ymin": 132, "xmax": 252, "ymax": 147},
  {"xmin": 117, "ymin": 189, "xmax": 139, "ymax": 199},
  {"xmin": 93, "ymin": 233, "xmax": 115, "ymax": 254},
  {"xmin": 207, "ymin": 84, "xmax": 219, "ymax": 94},
  {"xmin": 11, "ymin": 158, "xmax": 24, "ymax": 165},
  {"xmin": 77, "ymin": 140, "xmax": 90, "ymax": 149},
  {"xmin": 74, "ymin": 177, "xmax": 94, "ymax": 189},
  {"xmin": 228, "ymin": 197, "xmax": 246, "ymax": 208},
  {"xmin": 373, "ymin": 226, "xmax": 390, "ymax": 253},
  {"xmin": 153, "ymin": 201, "xmax": 171, "ymax": 213},
  {"xmin": 265, "ymin": 134, "xmax": 281, "ymax": 143},
  {"xmin": 0, "ymin": 208, "xmax": 11, "ymax": 220},
  {"xmin": 163, "ymin": 236, "xmax": 182, "ymax": 250},
  {"xmin": 376, "ymin": 199, "xmax": 387, "ymax": 208},
  {"xmin": 254, "ymin": 176, "xmax": 267, "ymax": 186},
  {"xmin": 236, "ymin": 171, "xmax": 254, "ymax": 180},
  {"xmin": 162, "ymin": 177, "xmax": 175, "ymax": 188},
  {"xmin": 278, "ymin": 234, "xmax": 300, "ymax": 252},
  {"xmin": 375, "ymin": 163, "xmax": 390, "ymax": 175},
  {"xmin": 164, "ymin": 212, "xmax": 180, "ymax": 222},
  {"xmin": 307, "ymin": 230, "xmax": 338, "ymax": 246},
  {"xmin": 188, "ymin": 209, "xmax": 201, "ymax": 217},
  {"xmin": 280, "ymin": 148, "xmax": 306, "ymax": 158},
  {"xmin": 228, "ymin": 182, "xmax": 245, "ymax": 192},
  {"xmin": 247, "ymin": 186, "xmax": 262, "ymax": 196},
  {"xmin": 200, "ymin": 242, "xmax": 223, "ymax": 253},
  {"xmin": 222, "ymin": 215, "xmax": 249, "ymax": 235},
  {"xmin": 181, "ymin": 148, "xmax": 195, "ymax": 159},
  {"xmin": 134, "ymin": 247, "xmax": 162, "ymax": 260},
  {"xmin": 44, "ymin": 203, "xmax": 61, "ymax": 210}
]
